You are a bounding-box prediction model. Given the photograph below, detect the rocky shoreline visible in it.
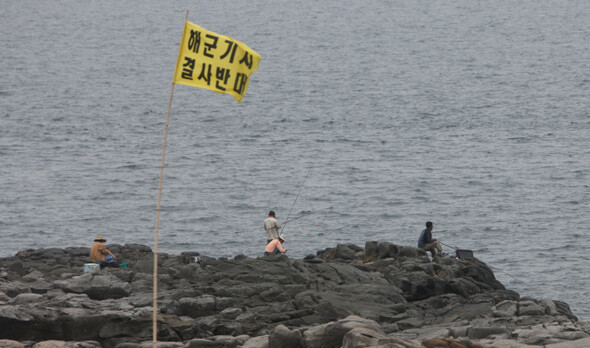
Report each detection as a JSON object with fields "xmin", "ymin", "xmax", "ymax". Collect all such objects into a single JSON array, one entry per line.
[{"xmin": 1, "ymin": 242, "xmax": 589, "ymax": 348}]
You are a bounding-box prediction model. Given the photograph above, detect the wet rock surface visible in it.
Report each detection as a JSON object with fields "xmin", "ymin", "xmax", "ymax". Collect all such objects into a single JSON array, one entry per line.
[{"xmin": 0, "ymin": 242, "xmax": 588, "ymax": 347}]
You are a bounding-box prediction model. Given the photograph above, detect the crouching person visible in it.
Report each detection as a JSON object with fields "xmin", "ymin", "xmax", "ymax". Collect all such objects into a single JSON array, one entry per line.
[{"xmin": 264, "ymin": 234, "xmax": 288, "ymax": 256}]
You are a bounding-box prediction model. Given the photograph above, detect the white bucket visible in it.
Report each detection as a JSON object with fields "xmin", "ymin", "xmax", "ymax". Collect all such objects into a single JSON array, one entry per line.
[{"xmin": 84, "ymin": 263, "xmax": 100, "ymax": 273}]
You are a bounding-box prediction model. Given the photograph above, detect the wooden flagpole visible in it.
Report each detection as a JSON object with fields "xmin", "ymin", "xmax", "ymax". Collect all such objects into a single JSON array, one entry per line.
[
  {"xmin": 153, "ymin": 11, "xmax": 189, "ymax": 347},
  {"xmin": 153, "ymin": 81, "xmax": 175, "ymax": 347}
]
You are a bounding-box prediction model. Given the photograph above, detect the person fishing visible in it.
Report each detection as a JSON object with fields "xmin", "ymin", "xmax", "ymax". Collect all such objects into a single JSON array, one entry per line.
[
  {"xmin": 264, "ymin": 234, "xmax": 288, "ymax": 255},
  {"xmin": 418, "ymin": 221, "xmax": 446, "ymax": 257},
  {"xmin": 90, "ymin": 235, "xmax": 119, "ymax": 268},
  {"xmin": 264, "ymin": 211, "xmax": 281, "ymax": 243}
]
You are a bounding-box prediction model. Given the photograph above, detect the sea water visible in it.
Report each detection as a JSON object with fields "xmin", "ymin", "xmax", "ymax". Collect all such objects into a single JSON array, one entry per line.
[{"xmin": 1, "ymin": 0, "xmax": 589, "ymax": 319}]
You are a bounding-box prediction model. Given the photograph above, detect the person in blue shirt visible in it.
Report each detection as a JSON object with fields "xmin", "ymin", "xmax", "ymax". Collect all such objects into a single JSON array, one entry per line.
[{"xmin": 418, "ymin": 221, "xmax": 444, "ymax": 257}]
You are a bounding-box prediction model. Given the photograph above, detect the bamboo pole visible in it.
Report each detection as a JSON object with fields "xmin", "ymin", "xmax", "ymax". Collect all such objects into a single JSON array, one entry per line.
[
  {"xmin": 153, "ymin": 81, "xmax": 175, "ymax": 347},
  {"xmin": 153, "ymin": 11, "xmax": 189, "ymax": 348}
]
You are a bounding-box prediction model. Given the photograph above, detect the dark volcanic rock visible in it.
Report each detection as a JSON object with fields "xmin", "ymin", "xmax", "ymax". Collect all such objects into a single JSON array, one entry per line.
[
  {"xmin": 54, "ymin": 272, "xmax": 131, "ymax": 300},
  {"xmin": 0, "ymin": 241, "xmax": 588, "ymax": 348}
]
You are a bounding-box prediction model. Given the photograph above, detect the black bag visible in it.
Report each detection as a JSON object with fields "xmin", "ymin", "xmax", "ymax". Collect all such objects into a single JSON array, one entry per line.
[{"xmin": 455, "ymin": 249, "xmax": 474, "ymax": 259}]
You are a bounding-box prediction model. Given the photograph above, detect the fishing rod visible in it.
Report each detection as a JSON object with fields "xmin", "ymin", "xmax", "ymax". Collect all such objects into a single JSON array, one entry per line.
[
  {"xmin": 487, "ymin": 264, "xmax": 519, "ymax": 279},
  {"xmin": 283, "ymin": 206, "xmax": 331, "ymax": 225},
  {"xmin": 280, "ymin": 166, "xmax": 313, "ymax": 234},
  {"xmin": 440, "ymin": 241, "xmax": 519, "ymax": 279},
  {"xmin": 440, "ymin": 241, "xmax": 458, "ymax": 250},
  {"xmin": 279, "ymin": 140, "xmax": 329, "ymax": 233}
]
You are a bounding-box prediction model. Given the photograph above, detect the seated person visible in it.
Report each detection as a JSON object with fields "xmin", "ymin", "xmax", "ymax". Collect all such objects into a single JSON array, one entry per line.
[
  {"xmin": 418, "ymin": 221, "xmax": 444, "ymax": 257},
  {"xmin": 90, "ymin": 235, "xmax": 119, "ymax": 268},
  {"xmin": 264, "ymin": 234, "xmax": 288, "ymax": 256}
]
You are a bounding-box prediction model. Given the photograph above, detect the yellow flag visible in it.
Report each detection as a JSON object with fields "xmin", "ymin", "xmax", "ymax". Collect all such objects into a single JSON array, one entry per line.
[{"xmin": 173, "ymin": 21, "xmax": 261, "ymax": 103}]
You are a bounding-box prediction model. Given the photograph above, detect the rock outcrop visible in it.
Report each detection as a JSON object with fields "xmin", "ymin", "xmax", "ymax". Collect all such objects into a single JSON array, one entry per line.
[{"xmin": 0, "ymin": 242, "xmax": 588, "ymax": 347}]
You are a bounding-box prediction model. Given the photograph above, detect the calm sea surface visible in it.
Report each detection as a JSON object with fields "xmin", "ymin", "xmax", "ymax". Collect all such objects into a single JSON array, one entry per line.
[{"xmin": 1, "ymin": 1, "xmax": 589, "ymax": 319}]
